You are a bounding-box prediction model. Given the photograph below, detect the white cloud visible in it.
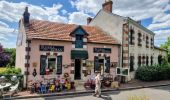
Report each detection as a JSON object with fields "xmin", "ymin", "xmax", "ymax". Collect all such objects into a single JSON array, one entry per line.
[
  {"xmin": 148, "ymin": 20, "xmax": 170, "ymax": 30},
  {"xmin": 0, "ymin": 0, "xmax": 68, "ymax": 23},
  {"xmin": 61, "ymin": 9, "xmax": 68, "ymax": 15},
  {"xmin": 154, "ymin": 29, "xmax": 170, "ymax": 39},
  {"xmin": 70, "ymin": 0, "xmax": 103, "ymax": 14},
  {"xmin": 70, "ymin": 0, "xmax": 169, "ymax": 20},
  {"xmin": 0, "ymin": 21, "xmax": 9, "ymax": 28},
  {"xmin": 68, "ymin": 11, "xmax": 90, "ymax": 25}
]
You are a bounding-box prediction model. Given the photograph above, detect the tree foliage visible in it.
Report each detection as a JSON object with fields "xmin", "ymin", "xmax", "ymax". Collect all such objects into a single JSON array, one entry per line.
[
  {"xmin": 0, "ymin": 44, "xmax": 10, "ymax": 67},
  {"xmin": 4, "ymin": 48, "xmax": 16, "ymax": 66},
  {"xmin": 160, "ymin": 37, "xmax": 170, "ymax": 62}
]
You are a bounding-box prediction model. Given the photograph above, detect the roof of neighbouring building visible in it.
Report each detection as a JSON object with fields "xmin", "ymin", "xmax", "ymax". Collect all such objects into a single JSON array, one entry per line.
[
  {"xmin": 154, "ymin": 46, "xmax": 168, "ymax": 52},
  {"xmin": 24, "ymin": 19, "xmax": 120, "ymax": 45}
]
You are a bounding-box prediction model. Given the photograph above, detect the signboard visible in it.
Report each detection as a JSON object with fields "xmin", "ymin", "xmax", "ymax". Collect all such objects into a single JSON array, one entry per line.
[
  {"xmin": 116, "ymin": 67, "xmax": 129, "ymax": 76},
  {"xmin": 93, "ymin": 48, "xmax": 111, "ymax": 53},
  {"xmin": 39, "ymin": 45, "xmax": 64, "ymax": 52}
]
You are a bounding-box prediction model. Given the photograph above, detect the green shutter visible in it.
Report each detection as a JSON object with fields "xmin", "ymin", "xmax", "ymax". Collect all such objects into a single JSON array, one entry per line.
[
  {"xmin": 57, "ymin": 55, "xmax": 62, "ymax": 74},
  {"xmin": 40, "ymin": 55, "xmax": 47, "ymax": 75},
  {"xmin": 105, "ymin": 57, "xmax": 110, "ymax": 73},
  {"xmin": 94, "ymin": 56, "xmax": 99, "ymax": 72}
]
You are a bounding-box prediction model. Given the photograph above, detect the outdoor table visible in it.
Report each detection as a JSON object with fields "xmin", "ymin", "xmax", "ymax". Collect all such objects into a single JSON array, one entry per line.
[{"xmin": 0, "ymin": 83, "xmax": 11, "ymax": 96}]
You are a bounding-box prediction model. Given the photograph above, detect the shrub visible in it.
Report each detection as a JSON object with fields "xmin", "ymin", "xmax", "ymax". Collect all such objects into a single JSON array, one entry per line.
[
  {"xmin": 0, "ymin": 67, "xmax": 21, "ymax": 75},
  {"xmin": 135, "ymin": 63, "xmax": 170, "ymax": 81}
]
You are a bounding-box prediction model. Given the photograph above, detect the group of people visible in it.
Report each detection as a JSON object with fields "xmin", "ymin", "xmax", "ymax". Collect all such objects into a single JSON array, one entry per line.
[{"xmin": 30, "ymin": 78, "xmax": 74, "ymax": 94}]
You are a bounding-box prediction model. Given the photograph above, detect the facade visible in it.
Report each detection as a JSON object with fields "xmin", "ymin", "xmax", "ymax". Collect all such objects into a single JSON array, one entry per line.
[
  {"xmin": 89, "ymin": 0, "xmax": 167, "ymax": 80},
  {"xmin": 16, "ymin": 8, "xmax": 121, "ymax": 87}
]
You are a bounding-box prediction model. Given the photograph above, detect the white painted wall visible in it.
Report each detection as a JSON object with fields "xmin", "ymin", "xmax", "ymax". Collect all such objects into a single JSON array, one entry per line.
[{"xmin": 89, "ymin": 10, "xmax": 125, "ymax": 43}]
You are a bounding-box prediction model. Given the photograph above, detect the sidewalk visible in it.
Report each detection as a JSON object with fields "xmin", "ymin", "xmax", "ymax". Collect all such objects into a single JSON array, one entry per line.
[{"xmin": 3, "ymin": 80, "xmax": 170, "ymax": 99}]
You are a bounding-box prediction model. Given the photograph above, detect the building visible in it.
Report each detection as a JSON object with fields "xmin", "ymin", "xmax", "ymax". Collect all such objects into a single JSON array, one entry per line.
[
  {"xmin": 88, "ymin": 0, "xmax": 167, "ymax": 80},
  {"xmin": 16, "ymin": 7, "xmax": 121, "ymax": 87}
]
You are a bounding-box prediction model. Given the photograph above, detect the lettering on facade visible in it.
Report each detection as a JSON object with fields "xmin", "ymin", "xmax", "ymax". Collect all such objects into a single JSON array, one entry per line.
[
  {"xmin": 93, "ymin": 48, "xmax": 111, "ymax": 53},
  {"xmin": 39, "ymin": 45, "xmax": 64, "ymax": 52}
]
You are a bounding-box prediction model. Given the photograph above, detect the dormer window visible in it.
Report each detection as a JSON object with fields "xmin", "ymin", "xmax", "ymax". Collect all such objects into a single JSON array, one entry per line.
[{"xmin": 75, "ymin": 35, "xmax": 83, "ymax": 48}]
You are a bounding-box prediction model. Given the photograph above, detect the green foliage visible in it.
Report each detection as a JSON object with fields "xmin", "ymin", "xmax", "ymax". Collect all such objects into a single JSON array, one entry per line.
[
  {"xmin": 135, "ymin": 63, "xmax": 170, "ymax": 81},
  {"xmin": 0, "ymin": 67, "xmax": 21, "ymax": 75},
  {"xmin": 161, "ymin": 37, "xmax": 170, "ymax": 62},
  {"xmin": 4, "ymin": 48, "xmax": 16, "ymax": 66}
]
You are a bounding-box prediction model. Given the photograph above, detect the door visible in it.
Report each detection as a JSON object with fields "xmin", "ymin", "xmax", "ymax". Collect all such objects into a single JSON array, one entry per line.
[{"xmin": 74, "ymin": 59, "xmax": 81, "ymax": 80}]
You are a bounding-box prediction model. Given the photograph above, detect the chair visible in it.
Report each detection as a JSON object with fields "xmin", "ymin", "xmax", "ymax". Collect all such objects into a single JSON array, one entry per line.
[
  {"xmin": 40, "ymin": 84, "xmax": 46, "ymax": 94},
  {"xmin": 49, "ymin": 85, "xmax": 55, "ymax": 92},
  {"xmin": 9, "ymin": 81, "xmax": 19, "ymax": 98}
]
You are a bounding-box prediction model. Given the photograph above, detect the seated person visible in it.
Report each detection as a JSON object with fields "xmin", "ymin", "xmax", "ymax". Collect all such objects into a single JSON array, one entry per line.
[
  {"xmin": 64, "ymin": 79, "xmax": 71, "ymax": 90},
  {"xmin": 30, "ymin": 83, "xmax": 36, "ymax": 93},
  {"xmin": 55, "ymin": 81, "xmax": 61, "ymax": 92}
]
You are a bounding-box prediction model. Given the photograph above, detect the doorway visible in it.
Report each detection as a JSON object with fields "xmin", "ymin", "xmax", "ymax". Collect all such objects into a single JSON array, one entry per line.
[
  {"xmin": 98, "ymin": 59, "xmax": 104, "ymax": 74},
  {"xmin": 74, "ymin": 59, "xmax": 81, "ymax": 80}
]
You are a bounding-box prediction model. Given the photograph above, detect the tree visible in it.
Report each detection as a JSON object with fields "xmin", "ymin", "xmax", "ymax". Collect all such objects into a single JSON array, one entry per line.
[
  {"xmin": 0, "ymin": 44, "xmax": 10, "ymax": 67},
  {"xmin": 160, "ymin": 37, "xmax": 170, "ymax": 62},
  {"xmin": 4, "ymin": 48, "xmax": 16, "ymax": 66}
]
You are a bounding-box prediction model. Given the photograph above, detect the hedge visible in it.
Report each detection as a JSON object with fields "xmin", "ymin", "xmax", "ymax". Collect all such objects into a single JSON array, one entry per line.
[{"xmin": 135, "ymin": 63, "xmax": 170, "ymax": 81}]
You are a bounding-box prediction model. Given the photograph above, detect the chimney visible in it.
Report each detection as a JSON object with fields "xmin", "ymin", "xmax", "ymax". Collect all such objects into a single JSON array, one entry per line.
[
  {"xmin": 87, "ymin": 17, "xmax": 93, "ymax": 25},
  {"xmin": 23, "ymin": 7, "xmax": 30, "ymax": 24},
  {"xmin": 136, "ymin": 20, "xmax": 141, "ymax": 24},
  {"xmin": 102, "ymin": 0, "xmax": 113, "ymax": 13}
]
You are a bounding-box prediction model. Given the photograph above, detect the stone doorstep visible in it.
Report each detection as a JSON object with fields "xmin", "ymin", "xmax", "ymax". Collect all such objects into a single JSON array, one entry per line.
[{"xmin": 5, "ymin": 83, "xmax": 170, "ymax": 100}]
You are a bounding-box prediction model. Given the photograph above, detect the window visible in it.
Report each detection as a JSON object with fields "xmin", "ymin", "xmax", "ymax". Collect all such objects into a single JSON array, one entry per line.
[
  {"xmin": 138, "ymin": 33, "xmax": 142, "ymax": 46},
  {"xmin": 146, "ymin": 36, "xmax": 149, "ymax": 48},
  {"xmin": 151, "ymin": 38, "xmax": 153, "ymax": 48},
  {"xmin": 40, "ymin": 55, "xmax": 62, "ymax": 75},
  {"xmin": 142, "ymin": 56, "xmax": 145, "ymax": 65},
  {"xmin": 130, "ymin": 56, "xmax": 134, "ymax": 72},
  {"xmin": 48, "ymin": 58, "xmax": 56, "ymax": 74},
  {"xmin": 151, "ymin": 56, "xmax": 153, "ymax": 65},
  {"xmin": 138, "ymin": 56, "xmax": 141, "ymax": 67},
  {"xmin": 129, "ymin": 29, "xmax": 134, "ymax": 45},
  {"xmin": 146, "ymin": 56, "xmax": 149, "ymax": 66},
  {"xmin": 75, "ymin": 35, "xmax": 83, "ymax": 48}
]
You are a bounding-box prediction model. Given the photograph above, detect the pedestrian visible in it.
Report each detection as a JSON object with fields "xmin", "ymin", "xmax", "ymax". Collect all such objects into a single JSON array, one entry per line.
[{"xmin": 93, "ymin": 71, "xmax": 102, "ymax": 97}]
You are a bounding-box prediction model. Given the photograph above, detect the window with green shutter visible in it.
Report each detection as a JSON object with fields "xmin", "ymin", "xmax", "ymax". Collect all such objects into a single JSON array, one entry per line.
[
  {"xmin": 105, "ymin": 57, "xmax": 110, "ymax": 73},
  {"xmin": 57, "ymin": 55, "xmax": 62, "ymax": 74},
  {"xmin": 94, "ymin": 56, "xmax": 99, "ymax": 72},
  {"xmin": 40, "ymin": 55, "xmax": 47, "ymax": 75}
]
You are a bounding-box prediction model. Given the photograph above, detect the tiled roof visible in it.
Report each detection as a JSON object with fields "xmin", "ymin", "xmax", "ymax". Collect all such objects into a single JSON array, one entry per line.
[{"xmin": 25, "ymin": 19, "xmax": 119, "ymax": 45}]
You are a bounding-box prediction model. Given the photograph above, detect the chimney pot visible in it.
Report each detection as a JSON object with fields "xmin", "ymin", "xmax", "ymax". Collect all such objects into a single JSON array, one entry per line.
[{"xmin": 102, "ymin": 0, "xmax": 113, "ymax": 13}]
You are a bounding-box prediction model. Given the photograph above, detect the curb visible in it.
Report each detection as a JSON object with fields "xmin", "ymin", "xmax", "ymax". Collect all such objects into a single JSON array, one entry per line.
[{"xmin": 5, "ymin": 83, "xmax": 170, "ymax": 99}]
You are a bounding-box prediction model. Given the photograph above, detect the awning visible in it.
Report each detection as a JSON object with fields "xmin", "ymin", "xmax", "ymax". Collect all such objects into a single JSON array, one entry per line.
[{"xmin": 71, "ymin": 50, "xmax": 88, "ymax": 59}]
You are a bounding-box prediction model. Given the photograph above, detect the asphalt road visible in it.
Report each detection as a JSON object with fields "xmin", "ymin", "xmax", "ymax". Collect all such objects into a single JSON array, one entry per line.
[{"xmin": 17, "ymin": 86, "xmax": 170, "ymax": 100}]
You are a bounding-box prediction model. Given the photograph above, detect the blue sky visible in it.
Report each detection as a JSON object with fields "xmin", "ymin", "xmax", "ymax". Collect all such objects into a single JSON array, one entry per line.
[{"xmin": 0, "ymin": 0, "xmax": 170, "ymax": 48}]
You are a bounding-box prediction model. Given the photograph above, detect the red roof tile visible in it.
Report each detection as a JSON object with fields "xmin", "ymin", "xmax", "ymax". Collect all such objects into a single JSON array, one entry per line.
[{"xmin": 25, "ymin": 19, "xmax": 119, "ymax": 45}]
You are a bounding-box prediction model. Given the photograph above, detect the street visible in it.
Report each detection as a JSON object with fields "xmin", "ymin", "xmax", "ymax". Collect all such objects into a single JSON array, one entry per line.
[{"xmin": 17, "ymin": 85, "xmax": 170, "ymax": 100}]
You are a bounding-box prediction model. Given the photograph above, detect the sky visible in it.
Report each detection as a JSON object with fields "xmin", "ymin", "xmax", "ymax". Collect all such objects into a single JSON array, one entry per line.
[{"xmin": 0, "ymin": 0, "xmax": 170, "ymax": 48}]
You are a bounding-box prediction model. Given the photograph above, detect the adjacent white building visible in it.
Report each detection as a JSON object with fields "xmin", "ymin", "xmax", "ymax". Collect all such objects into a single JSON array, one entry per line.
[{"xmin": 88, "ymin": 0, "xmax": 167, "ymax": 81}]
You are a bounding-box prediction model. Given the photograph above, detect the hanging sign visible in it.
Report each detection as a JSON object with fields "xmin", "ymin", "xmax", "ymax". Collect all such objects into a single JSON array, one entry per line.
[
  {"xmin": 93, "ymin": 48, "xmax": 111, "ymax": 53},
  {"xmin": 39, "ymin": 45, "xmax": 64, "ymax": 52}
]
